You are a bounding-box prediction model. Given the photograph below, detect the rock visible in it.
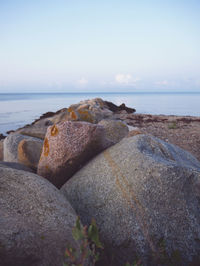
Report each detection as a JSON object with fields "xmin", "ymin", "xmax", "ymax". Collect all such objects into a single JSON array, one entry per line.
[
  {"xmin": 0, "ymin": 133, "xmax": 6, "ymax": 140},
  {"xmin": 50, "ymin": 110, "xmax": 69, "ymax": 124},
  {"xmin": 61, "ymin": 135, "xmax": 200, "ymax": 265},
  {"xmin": 37, "ymin": 121, "xmax": 113, "ymax": 188},
  {"xmin": 0, "ymin": 161, "xmax": 34, "ymax": 172},
  {"xmin": 9, "ymin": 99, "xmax": 136, "ymax": 141},
  {"xmin": 117, "ymin": 109, "xmax": 128, "ymax": 114},
  {"xmin": 67, "ymin": 98, "xmax": 114, "ymax": 123},
  {"xmin": 105, "ymin": 101, "xmax": 136, "ymax": 113},
  {"xmin": 17, "ymin": 126, "xmax": 48, "ymax": 139},
  {"xmin": 14, "ymin": 112, "xmax": 55, "ymax": 139},
  {"xmin": 0, "ymin": 140, "xmax": 3, "ymax": 160},
  {"xmin": 67, "ymin": 106, "xmax": 96, "ymax": 123},
  {"xmin": 18, "ymin": 138, "xmax": 43, "ymax": 171},
  {"xmin": 31, "ymin": 108, "xmax": 67, "ymax": 125},
  {"xmin": 0, "ymin": 167, "xmax": 80, "ymax": 266},
  {"xmin": 33, "ymin": 118, "xmax": 53, "ymax": 127},
  {"xmin": 10, "ymin": 99, "xmax": 136, "ymax": 139},
  {"xmin": 3, "ymin": 133, "xmax": 41, "ymax": 163},
  {"xmin": 98, "ymin": 119, "xmax": 129, "ymax": 143}
]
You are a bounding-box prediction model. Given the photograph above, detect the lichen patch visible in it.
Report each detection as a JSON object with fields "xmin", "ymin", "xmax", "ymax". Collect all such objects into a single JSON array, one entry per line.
[
  {"xmin": 44, "ymin": 138, "xmax": 49, "ymax": 156},
  {"xmin": 51, "ymin": 125, "xmax": 59, "ymax": 136},
  {"xmin": 78, "ymin": 109, "xmax": 94, "ymax": 123},
  {"xmin": 70, "ymin": 111, "xmax": 78, "ymax": 120}
]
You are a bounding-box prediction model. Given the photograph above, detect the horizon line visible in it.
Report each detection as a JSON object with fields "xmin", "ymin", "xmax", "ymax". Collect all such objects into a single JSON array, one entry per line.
[{"xmin": 1, "ymin": 91, "xmax": 200, "ymax": 94}]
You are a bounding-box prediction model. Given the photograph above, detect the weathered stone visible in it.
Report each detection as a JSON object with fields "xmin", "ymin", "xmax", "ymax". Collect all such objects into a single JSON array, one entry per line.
[
  {"xmin": 50, "ymin": 111, "xmax": 69, "ymax": 124},
  {"xmin": 104, "ymin": 100, "xmax": 136, "ymax": 113},
  {"xmin": 67, "ymin": 107, "xmax": 96, "ymax": 123},
  {"xmin": 31, "ymin": 108, "xmax": 67, "ymax": 126},
  {"xmin": 117, "ymin": 109, "xmax": 128, "ymax": 114},
  {"xmin": 18, "ymin": 126, "xmax": 48, "ymax": 139},
  {"xmin": 0, "ymin": 140, "xmax": 3, "ymax": 160},
  {"xmin": 3, "ymin": 133, "xmax": 41, "ymax": 163},
  {"xmin": 0, "ymin": 133, "xmax": 5, "ymax": 141},
  {"xmin": 0, "ymin": 167, "xmax": 80, "ymax": 266},
  {"xmin": 61, "ymin": 135, "xmax": 200, "ymax": 265},
  {"xmin": 9, "ymin": 99, "xmax": 136, "ymax": 141},
  {"xmin": 37, "ymin": 121, "xmax": 113, "ymax": 188},
  {"xmin": 33, "ymin": 118, "xmax": 53, "ymax": 127},
  {"xmin": 98, "ymin": 119, "xmax": 129, "ymax": 143},
  {"xmin": 0, "ymin": 161, "xmax": 34, "ymax": 173},
  {"xmin": 18, "ymin": 138, "xmax": 43, "ymax": 171},
  {"xmin": 67, "ymin": 98, "xmax": 114, "ymax": 123}
]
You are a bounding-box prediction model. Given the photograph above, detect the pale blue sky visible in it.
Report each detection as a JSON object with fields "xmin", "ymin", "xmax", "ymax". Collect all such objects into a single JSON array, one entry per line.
[{"xmin": 0, "ymin": 0, "xmax": 200, "ymax": 92}]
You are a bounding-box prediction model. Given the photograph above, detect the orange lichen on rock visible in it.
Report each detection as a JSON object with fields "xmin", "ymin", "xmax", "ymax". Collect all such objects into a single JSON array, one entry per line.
[
  {"xmin": 51, "ymin": 125, "xmax": 59, "ymax": 136},
  {"xmin": 18, "ymin": 140, "xmax": 27, "ymax": 162},
  {"xmin": 70, "ymin": 110, "xmax": 78, "ymax": 120},
  {"xmin": 67, "ymin": 107, "xmax": 73, "ymax": 113},
  {"xmin": 67, "ymin": 107, "xmax": 78, "ymax": 120},
  {"xmin": 78, "ymin": 109, "xmax": 94, "ymax": 123},
  {"xmin": 43, "ymin": 138, "xmax": 49, "ymax": 156}
]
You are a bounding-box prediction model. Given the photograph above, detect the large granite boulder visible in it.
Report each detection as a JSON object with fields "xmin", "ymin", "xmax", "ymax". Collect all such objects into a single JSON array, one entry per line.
[
  {"xmin": 98, "ymin": 119, "xmax": 129, "ymax": 143},
  {"xmin": 0, "ymin": 161, "xmax": 34, "ymax": 173},
  {"xmin": 0, "ymin": 167, "xmax": 80, "ymax": 266},
  {"xmin": 3, "ymin": 133, "xmax": 42, "ymax": 163},
  {"xmin": 61, "ymin": 134, "xmax": 200, "ymax": 265},
  {"xmin": 18, "ymin": 138, "xmax": 43, "ymax": 171},
  {"xmin": 37, "ymin": 121, "xmax": 113, "ymax": 188}
]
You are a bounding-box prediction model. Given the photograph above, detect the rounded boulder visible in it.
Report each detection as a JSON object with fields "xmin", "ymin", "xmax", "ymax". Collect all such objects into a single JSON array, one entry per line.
[
  {"xmin": 3, "ymin": 133, "xmax": 42, "ymax": 164},
  {"xmin": 61, "ymin": 134, "xmax": 200, "ymax": 265},
  {"xmin": 18, "ymin": 138, "xmax": 43, "ymax": 171},
  {"xmin": 0, "ymin": 167, "xmax": 79, "ymax": 266},
  {"xmin": 37, "ymin": 121, "xmax": 113, "ymax": 188},
  {"xmin": 98, "ymin": 119, "xmax": 129, "ymax": 143}
]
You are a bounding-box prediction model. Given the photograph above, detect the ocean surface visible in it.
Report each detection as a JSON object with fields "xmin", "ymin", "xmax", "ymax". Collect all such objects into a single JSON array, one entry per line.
[{"xmin": 0, "ymin": 92, "xmax": 200, "ymax": 135}]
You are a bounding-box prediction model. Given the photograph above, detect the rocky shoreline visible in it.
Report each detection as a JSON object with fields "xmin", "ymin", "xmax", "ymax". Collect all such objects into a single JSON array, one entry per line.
[
  {"xmin": 1, "ymin": 99, "xmax": 200, "ymax": 161},
  {"xmin": 0, "ymin": 98, "xmax": 200, "ymax": 265}
]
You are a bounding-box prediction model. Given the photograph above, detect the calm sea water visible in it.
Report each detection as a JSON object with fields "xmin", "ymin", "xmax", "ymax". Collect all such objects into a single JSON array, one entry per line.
[{"xmin": 0, "ymin": 92, "xmax": 200, "ymax": 135}]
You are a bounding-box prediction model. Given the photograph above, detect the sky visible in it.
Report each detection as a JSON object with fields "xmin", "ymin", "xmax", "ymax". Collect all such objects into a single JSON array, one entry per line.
[{"xmin": 0, "ymin": 0, "xmax": 200, "ymax": 92}]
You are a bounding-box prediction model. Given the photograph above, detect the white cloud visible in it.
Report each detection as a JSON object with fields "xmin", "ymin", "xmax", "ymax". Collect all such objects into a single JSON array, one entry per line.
[
  {"xmin": 78, "ymin": 77, "xmax": 88, "ymax": 85},
  {"xmin": 115, "ymin": 74, "xmax": 132, "ymax": 84},
  {"xmin": 115, "ymin": 74, "xmax": 140, "ymax": 85},
  {"xmin": 155, "ymin": 80, "xmax": 168, "ymax": 86}
]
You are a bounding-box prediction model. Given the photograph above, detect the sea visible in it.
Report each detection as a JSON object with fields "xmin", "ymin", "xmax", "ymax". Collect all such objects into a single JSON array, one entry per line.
[{"xmin": 0, "ymin": 92, "xmax": 200, "ymax": 135}]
